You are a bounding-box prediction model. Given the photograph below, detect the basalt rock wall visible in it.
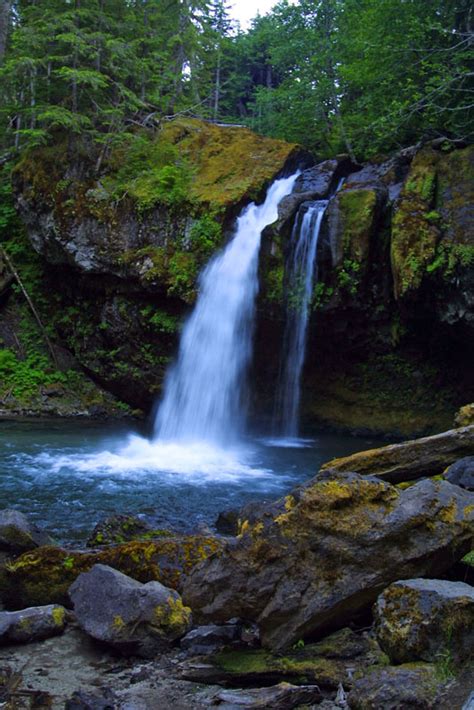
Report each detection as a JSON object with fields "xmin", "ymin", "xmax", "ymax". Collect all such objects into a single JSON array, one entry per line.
[{"xmin": 6, "ymin": 124, "xmax": 474, "ymax": 433}]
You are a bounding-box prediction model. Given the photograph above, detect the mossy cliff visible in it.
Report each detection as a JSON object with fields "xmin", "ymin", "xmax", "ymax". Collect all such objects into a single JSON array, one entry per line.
[
  {"xmin": 3, "ymin": 119, "xmax": 305, "ymax": 411},
  {"xmin": 255, "ymin": 142, "xmax": 474, "ymax": 436},
  {"xmin": 2, "ymin": 128, "xmax": 473, "ymax": 432}
]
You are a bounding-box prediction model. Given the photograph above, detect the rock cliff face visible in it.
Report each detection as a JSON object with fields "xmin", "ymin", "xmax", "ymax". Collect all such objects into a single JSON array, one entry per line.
[
  {"xmin": 5, "ymin": 124, "xmax": 474, "ymax": 432},
  {"xmin": 256, "ymin": 142, "xmax": 474, "ymax": 435}
]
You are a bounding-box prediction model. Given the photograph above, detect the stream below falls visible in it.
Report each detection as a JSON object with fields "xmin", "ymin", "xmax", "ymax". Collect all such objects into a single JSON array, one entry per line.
[{"xmin": 0, "ymin": 420, "xmax": 381, "ymax": 543}]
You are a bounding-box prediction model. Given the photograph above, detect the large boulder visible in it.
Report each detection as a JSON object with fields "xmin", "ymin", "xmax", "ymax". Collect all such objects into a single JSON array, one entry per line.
[
  {"xmin": 0, "ymin": 604, "xmax": 66, "ymax": 643},
  {"xmin": 69, "ymin": 564, "xmax": 192, "ymax": 657},
  {"xmin": 183, "ymin": 472, "xmax": 474, "ymax": 650},
  {"xmin": 320, "ymin": 425, "xmax": 474, "ymax": 484},
  {"xmin": 374, "ymin": 578, "xmax": 474, "ymax": 664},
  {"xmin": 0, "ymin": 509, "xmax": 53, "ymax": 553},
  {"xmin": 0, "ymin": 534, "xmax": 222, "ymax": 609},
  {"xmin": 347, "ymin": 664, "xmax": 443, "ymax": 710}
]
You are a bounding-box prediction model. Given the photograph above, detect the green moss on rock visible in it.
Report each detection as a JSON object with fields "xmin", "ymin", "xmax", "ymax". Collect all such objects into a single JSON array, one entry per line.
[{"xmin": 1, "ymin": 535, "xmax": 223, "ymax": 609}]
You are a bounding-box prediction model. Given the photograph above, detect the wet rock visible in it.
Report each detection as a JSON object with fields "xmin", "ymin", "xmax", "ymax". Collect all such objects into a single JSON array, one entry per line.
[
  {"xmin": 69, "ymin": 564, "xmax": 192, "ymax": 658},
  {"xmin": 215, "ymin": 510, "xmax": 240, "ymax": 536},
  {"xmin": 1, "ymin": 534, "xmax": 223, "ymax": 609},
  {"xmin": 86, "ymin": 514, "xmax": 168, "ymax": 547},
  {"xmin": 183, "ymin": 472, "xmax": 474, "ymax": 650},
  {"xmin": 0, "ymin": 510, "xmax": 53, "ymax": 553},
  {"xmin": 0, "ymin": 604, "xmax": 66, "ymax": 643},
  {"xmin": 347, "ymin": 663, "xmax": 443, "ymax": 709},
  {"xmin": 274, "ymin": 158, "xmax": 349, "ymax": 236},
  {"xmin": 180, "ymin": 623, "xmax": 242, "ymax": 655},
  {"xmin": 374, "ymin": 578, "xmax": 474, "ymax": 664},
  {"xmin": 455, "ymin": 404, "xmax": 474, "ymax": 428},
  {"xmin": 323, "ymin": 185, "xmax": 387, "ymax": 274},
  {"xmin": 214, "ymin": 682, "xmax": 323, "ymax": 709},
  {"xmin": 320, "ymin": 425, "xmax": 474, "ymax": 484},
  {"xmin": 445, "ymin": 457, "xmax": 474, "ymax": 491}
]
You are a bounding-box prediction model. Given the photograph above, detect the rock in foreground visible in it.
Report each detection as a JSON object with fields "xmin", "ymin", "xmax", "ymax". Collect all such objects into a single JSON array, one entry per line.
[
  {"xmin": 183, "ymin": 472, "xmax": 474, "ymax": 650},
  {"xmin": 69, "ymin": 564, "xmax": 192, "ymax": 657},
  {"xmin": 347, "ymin": 664, "xmax": 443, "ymax": 710},
  {"xmin": 0, "ymin": 605, "xmax": 66, "ymax": 643},
  {"xmin": 374, "ymin": 578, "xmax": 474, "ymax": 663},
  {"xmin": 320, "ymin": 425, "xmax": 474, "ymax": 483},
  {"xmin": 1, "ymin": 534, "xmax": 222, "ymax": 609}
]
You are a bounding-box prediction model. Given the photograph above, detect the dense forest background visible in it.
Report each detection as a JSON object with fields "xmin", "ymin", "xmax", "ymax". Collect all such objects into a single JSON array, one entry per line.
[{"xmin": 0, "ymin": 0, "xmax": 472, "ymax": 166}]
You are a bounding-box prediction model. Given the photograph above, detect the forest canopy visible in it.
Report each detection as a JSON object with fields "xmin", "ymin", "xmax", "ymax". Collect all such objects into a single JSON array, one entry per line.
[{"xmin": 0, "ymin": 0, "xmax": 472, "ymax": 162}]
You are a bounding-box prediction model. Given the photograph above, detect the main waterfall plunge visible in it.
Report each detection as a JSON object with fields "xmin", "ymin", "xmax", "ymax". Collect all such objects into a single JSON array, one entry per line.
[{"xmin": 153, "ymin": 173, "xmax": 299, "ymax": 446}]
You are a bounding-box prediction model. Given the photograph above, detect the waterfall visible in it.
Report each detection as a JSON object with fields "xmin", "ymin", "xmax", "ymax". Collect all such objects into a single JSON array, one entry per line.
[
  {"xmin": 154, "ymin": 173, "xmax": 299, "ymax": 445},
  {"xmin": 274, "ymin": 200, "xmax": 328, "ymax": 438}
]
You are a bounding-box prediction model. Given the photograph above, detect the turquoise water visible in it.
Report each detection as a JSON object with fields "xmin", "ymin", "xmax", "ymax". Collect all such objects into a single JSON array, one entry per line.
[{"xmin": 0, "ymin": 420, "xmax": 379, "ymax": 543}]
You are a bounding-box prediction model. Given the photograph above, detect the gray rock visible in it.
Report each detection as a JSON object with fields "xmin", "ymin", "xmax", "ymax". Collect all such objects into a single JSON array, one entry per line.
[
  {"xmin": 181, "ymin": 623, "xmax": 242, "ymax": 655},
  {"xmin": 214, "ymin": 682, "xmax": 323, "ymax": 709},
  {"xmin": 69, "ymin": 564, "xmax": 192, "ymax": 658},
  {"xmin": 445, "ymin": 456, "xmax": 474, "ymax": 491},
  {"xmin": 293, "ymin": 160, "xmax": 339, "ymax": 195},
  {"xmin": 374, "ymin": 578, "xmax": 474, "ymax": 663},
  {"xmin": 320, "ymin": 425, "xmax": 474, "ymax": 484},
  {"xmin": 0, "ymin": 604, "xmax": 67, "ymax": 643},
  {"xmin": 65, "ymin": 688, "xmax": 116, "ymax": 710},
  {"xmin": 347, "ymin": 664, "xmax": 443, "ymax": 709},
  {"xmin": 0, "ymin": 509, "xmax": 53, "ymax": 553},
  {"xmin": 183, "ymin": 473, "xmax": 474, "ymax": 651}
]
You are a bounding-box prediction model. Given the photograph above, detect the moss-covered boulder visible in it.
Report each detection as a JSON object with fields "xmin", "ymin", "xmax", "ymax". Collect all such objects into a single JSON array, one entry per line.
[
  {"xmin": 320, "ymin": 425, "xmax": 474, "ymax": 484},
  {"xmin": 374, "ymin": 578, "xmax": 474, "ymax": 665},
  {"xmin": 179, "ymin": 627, "xmax": 386, "ymax": 690},
  {"xmin": 86, "ymin": 514, "xmax": 170, "ymax": 547},
  {"xmin": 183, "ymin": 472, "xmax": 474, "ymax": 650},
  {"xmin": 0, "ymin": 604, "xmax": 67, "ymax": 644},
  {"xmin": 70, "ymin": 564, "xmax": 192, "ymax": 658},
  {"xmin": 347, "ymin": 663, "xmax": 444, "ymax": 710},
  {"xmin": 0, "ymin": 534, "xmax": 223, "ymax": 609}
]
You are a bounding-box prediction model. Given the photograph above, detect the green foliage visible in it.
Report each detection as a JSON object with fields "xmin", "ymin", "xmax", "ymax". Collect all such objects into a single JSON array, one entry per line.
[
  {"xmin": 312, "ymin": 281, "xmax": 334, "ymax": 309},
  {"xmin": 139, "ymin": 306, "xmax": 179, "ymax": 334},
  {"xmin": 188, "ymin": 214, "xmax": 222, "ymax": 258},
  {"xmin": 103, "ymin": 133, "xmax": 193, "ymax": 211}
]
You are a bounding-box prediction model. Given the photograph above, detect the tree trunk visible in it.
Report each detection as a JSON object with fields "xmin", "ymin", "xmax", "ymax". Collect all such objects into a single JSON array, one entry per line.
[{"xmin": 0, "ymin": 1, "xmax": 10, "ymax": 64}]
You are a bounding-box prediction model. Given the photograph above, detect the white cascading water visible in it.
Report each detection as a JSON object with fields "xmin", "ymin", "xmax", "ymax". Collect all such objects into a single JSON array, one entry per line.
[
  {"xmin": 274, "ymin": 200, "xmax": 328, "ymax": 439},
  {"xmin": 154, "ymin": 173, "xmax": 299, "ymax": 446}
]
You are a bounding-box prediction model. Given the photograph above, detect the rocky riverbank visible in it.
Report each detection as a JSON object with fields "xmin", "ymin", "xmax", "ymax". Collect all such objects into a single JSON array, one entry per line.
[{"xmin": 1, "ymin": 413, "xmax": 473, "ymax": 709}]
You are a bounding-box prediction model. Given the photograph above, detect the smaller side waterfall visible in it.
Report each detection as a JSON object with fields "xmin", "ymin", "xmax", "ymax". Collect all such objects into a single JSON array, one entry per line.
[{"xmin": 274, "ymin": 200, "xmax": 328, "ymax": 438}]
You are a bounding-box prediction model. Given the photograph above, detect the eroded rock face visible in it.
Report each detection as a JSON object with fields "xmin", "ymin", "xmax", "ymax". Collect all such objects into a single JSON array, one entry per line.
[
  {"xmin": 0, "ymin": 510, "xmax": 53, "ymax": 553},
  {"xmin": 374, "ymin": 578, "xmax": 474, "ymax": 664},
  {"xmin": 320, "ymin": 425, "xmax": 474, "ymax": 484},
  {"xmin": 69, "ymin": 564, "xmax": 192, "ymax": 657},
  {"xmin": 0, "ymin": 605, "xmax": 67, "ymax": 644},
  {"xmin": 183, "ymin": 472, "xmax": 474, "ymax": 650}
]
